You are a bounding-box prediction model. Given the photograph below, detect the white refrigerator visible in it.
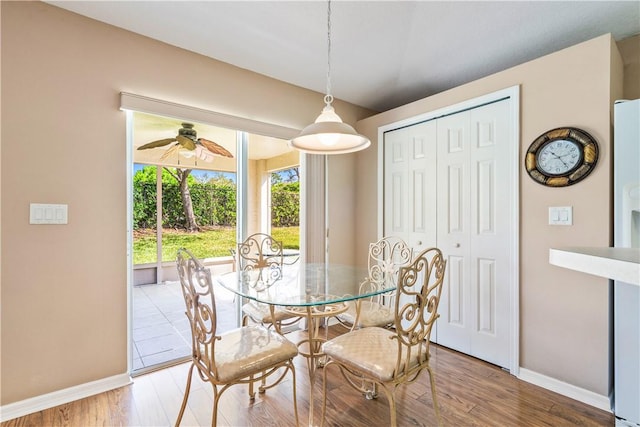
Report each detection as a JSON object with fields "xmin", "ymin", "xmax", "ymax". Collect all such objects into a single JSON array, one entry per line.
[{"xmin": 613, "ymin": 99, "xmax": 640, "ymax": 426}]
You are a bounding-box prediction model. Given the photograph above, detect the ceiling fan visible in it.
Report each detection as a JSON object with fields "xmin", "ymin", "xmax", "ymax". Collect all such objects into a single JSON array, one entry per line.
[{"xmin": 137, "ymin": 122, "xmax": 233, "ymax": 163}]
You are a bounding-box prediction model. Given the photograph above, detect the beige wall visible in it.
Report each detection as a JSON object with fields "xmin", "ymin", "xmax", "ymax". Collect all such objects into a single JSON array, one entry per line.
[
  {"xmin": 618, "ymin": 34, "xmax": 640, "ymax": 99},
  {"xmin": 0, "ymin": 1, "xmax": 371, "ymax": 405},
  {"xmin": 355, "ymin": 34, "xmax": 622, "ymax": 397},
  {"xmin": 327, "ymin": 154, "xmax": 358, "ymax": 264}
]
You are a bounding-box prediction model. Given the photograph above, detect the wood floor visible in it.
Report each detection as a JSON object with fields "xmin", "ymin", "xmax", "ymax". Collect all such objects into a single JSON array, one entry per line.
[{"xmin": 2, "ymin": 326, "xmax": 613, "ymax": 427}]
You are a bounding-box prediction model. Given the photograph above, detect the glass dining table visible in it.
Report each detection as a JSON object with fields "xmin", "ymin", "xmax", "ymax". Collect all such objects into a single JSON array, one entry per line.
[{"xmin": 215, "ymin": 262, "xmax": 393, "ymax": 426}]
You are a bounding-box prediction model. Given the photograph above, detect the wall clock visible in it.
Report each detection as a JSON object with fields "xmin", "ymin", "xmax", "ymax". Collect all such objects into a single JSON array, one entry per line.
[{"xmin": 525, "ymin": 127, "xmax": 599, "ymax": 187}]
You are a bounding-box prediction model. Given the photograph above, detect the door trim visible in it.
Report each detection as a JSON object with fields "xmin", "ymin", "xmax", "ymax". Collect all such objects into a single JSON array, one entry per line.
[{"xmin": 376, "ymin": 86, "xmax": 520, "ymax": 375}]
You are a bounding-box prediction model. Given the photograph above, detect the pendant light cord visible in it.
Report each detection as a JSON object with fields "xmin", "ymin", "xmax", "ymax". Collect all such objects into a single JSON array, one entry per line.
[{"xmin": 325, "ymin": 0, "xmax": 333, "ymax": 106}]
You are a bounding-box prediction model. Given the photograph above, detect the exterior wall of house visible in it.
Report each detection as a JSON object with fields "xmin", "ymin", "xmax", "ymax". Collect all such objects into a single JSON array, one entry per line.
[
  {"xmin": 354, "ymin": 34, "xmax": 622, "ymax": 398},
  {"xmin": 0, "ymin": 1, "xmax": 371, "ymax": 405}
]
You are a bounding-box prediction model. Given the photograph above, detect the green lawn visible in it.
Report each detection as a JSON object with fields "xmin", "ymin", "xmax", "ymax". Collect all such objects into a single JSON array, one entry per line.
[{"xmin": 133, "ymin": 227, "xmax": 300, "ymax": 264}]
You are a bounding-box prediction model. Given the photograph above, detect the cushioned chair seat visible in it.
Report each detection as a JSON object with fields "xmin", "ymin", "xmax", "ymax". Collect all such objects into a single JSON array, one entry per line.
[
  {"xmin": 214, "ymin": 325, "xmax": 298, "ymax": 382},
  {"xmin": 322, "ymin": 327, "xmax": 425, "ymax": 382},
  {"xmin": 336, "ymin": 300, "xmax": 395, "ymax": 328},
  {"xmin": 242, "ymin": 301, "xmax": 299, "ymax": 324}
]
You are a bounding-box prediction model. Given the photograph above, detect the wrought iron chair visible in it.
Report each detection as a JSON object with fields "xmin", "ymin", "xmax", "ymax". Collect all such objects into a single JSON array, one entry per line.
[
  {"xmin": 237, "ymin": 233, "xmax": 300, "ymax": 333},
  {"xmin": 335, "ymin": 236, "xmax": 412, "ymax": 330},
  {"xmin": 175, "ymin": 248, "xmax": 299, "ymax": 427},
  {"xmin": 321, "ymin": 247, "xmax": 447, "ymax": 427}
]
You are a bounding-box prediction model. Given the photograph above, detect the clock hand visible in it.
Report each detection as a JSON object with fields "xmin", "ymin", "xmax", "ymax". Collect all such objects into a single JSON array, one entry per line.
[
  {"xmin": 548, "ymin": 150, "xmax": 563, "ymax": 158},
  {"xmin": 559, "ymin": 150, "xmax": 577, "ymax": 159},
  {"xmin": 548, "ymin": 150, "xmax": 570, "ymax": 168},
  {"xmin": 558, "ymin": 157, "xmax": 569, "ymax": 168}
]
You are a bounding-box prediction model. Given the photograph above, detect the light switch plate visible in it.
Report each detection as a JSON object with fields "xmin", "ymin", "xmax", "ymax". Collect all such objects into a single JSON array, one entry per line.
[
  {"xmin": 549, "ymin": 206, "xmax": 572, "ymax": 225},
  {"xmin": 30, "ymin": 203, "xmax": 68, "ymax": 224}
]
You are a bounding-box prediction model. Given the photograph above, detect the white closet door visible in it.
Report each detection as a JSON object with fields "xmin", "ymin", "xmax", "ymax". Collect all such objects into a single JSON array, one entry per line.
[
  {"xmin": 436, "ymin": 100, "xmax": 511, "ymax": 368},
  {"xmin": 385, "ymin": 122, "xmax": 438, "ymax": 335},
  {"xmin": 468, "ymin": 101, "xmax": 511, "ymax": 367},
  {"xmin": 407, "ymin": 121, "xmax": 438, "ymax": 252},
  {"xmin": 384, "ymin": 127, "xmax": 409, "ymax": 242},
  {"xmin": 436, "ymin": 111, "xmax": 472, "ymax": 352},
  {"xmin": 384, "ymin": 121, "xmax": 437, "ymax": 249}
]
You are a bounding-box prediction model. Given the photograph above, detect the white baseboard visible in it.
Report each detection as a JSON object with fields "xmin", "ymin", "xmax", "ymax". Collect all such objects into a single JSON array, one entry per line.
[
  {"xmin": 518, "ymin": 368, "xmax": 611, "ymax": 413},
  {"xmin": 0, "ymin": 373, "xmax": 132, "ymax": 422}
]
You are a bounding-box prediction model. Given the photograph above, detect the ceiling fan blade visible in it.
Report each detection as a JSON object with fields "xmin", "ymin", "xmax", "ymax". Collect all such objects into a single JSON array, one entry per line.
[
  {"xmin": 198, "ymin": 138, "xmax": 234, "ymax": 158},
  {"xmin": 176, "ymin": 135, "xmax": 197, "ymax": 150},
  {"xmin": 159, "ymin": 144, "xmax": 181, "ymax": 161},
  {"xmin": 194, "ymin": 146, "xmax": 215, "ymax": 163},
  {"xmin": 137, "ymin": 138, "xmax": 177, "ymax": 150}
]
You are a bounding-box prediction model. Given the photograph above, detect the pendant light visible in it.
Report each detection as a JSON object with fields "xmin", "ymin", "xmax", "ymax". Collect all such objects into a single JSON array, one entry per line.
[{"xmin": 289, "ymin": 0, "xmax": 371, "ymax": 155}]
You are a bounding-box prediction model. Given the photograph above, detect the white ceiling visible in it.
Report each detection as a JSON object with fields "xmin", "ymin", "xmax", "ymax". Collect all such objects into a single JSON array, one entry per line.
[{"xmin": 47, "ymin": 1, "xmax": 639, "ymax": 112}]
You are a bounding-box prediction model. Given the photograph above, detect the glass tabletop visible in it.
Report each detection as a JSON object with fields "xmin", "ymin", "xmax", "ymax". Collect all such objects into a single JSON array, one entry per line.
[{"xmin": 215, "ymin": 263, "xmax": 392, "ymax": 307}]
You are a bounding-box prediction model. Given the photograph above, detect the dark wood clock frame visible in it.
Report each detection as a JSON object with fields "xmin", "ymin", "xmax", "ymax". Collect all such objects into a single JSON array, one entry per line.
[{"xmin": 525, "ymin": 127, "xmax": 599, "ymax": 187}]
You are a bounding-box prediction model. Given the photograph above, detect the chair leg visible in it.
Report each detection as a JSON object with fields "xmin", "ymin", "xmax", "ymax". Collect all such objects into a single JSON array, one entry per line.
[
  {"xmin": 258, "ymin": 372, "xmax": 268, "ymax": 394},
  {"xmin": 363, "ymin": 381, "xmax": 378, "ymax": 400},
  {"xmin": 377, "ymin": 384, "xmax": 397, "ymax": 427},
  {"xmin": 248, "ymin": 374, "xmax": 256, "ymax": 400},
  {"xmin": 320, "ymin": 361, "xmax": 331, "ymax": 427},
  {"xmin": 242, "ymin": 313, "xmax": 255, "ymax": 401},
  {"xmin": 272, "ymin": 318, "xmax": 283, "ymax": 335},
  {"xmin": 175, "ymin": 362, "xmax": 195, "ymax": 427},
  {"xmin": 211, "ymin": 385, "xmax": 222, "ymax": 427},
  {"xmin": 427, "ymin": 365, "xmax": 442, "ymax": 427},
  {"xmin": 290, "ymin": 362, "xmax": 300, "ymax": 427}
]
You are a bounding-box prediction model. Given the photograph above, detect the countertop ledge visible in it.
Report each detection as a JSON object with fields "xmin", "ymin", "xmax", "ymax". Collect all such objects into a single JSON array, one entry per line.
[{"xmin": 549, "ymin": 247, "xmax": 640, "ymax": 286}]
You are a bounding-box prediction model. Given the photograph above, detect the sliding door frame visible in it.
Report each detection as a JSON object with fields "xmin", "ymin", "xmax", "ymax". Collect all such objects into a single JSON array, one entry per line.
[{"xmin": 120, "ymin": 93, "xmax": 319, "ymax": 374}]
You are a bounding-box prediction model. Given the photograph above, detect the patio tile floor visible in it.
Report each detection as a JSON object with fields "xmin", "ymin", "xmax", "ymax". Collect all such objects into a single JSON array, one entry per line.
[{"xmin": 132, "ymin": 280, "xmax": 238, "ymax": 372}]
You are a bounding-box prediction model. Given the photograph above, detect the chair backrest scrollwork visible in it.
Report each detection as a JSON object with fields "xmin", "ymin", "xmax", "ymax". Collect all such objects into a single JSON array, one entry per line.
[
  {"xmin": 176, "ymin": 248, "xmax": 219, "ymax": 379},
  {"xmin": 393, "ymin": 247, "xmax": 446, "ymax": 377},
  {"xmin": 365, "ymin": 236, "xmax": 412, "ymax": 295},
  {"xmin": 237, "ymin": 233, "xmax": 284, "ymax": 287}
]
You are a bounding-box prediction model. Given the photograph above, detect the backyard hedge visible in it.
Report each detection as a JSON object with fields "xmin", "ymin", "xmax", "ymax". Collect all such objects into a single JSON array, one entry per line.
[{"xmin": 133, "ymin": 180, "xmax": 299, "ymax": 229}]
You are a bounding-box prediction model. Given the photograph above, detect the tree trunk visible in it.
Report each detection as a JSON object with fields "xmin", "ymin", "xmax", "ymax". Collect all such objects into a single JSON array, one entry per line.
[{"xmin": 176, "ymin": 169, "xmax": 199, "ymax": 232}]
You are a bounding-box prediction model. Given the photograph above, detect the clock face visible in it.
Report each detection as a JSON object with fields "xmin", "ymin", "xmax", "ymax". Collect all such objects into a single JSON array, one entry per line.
[{"xmin": 537, "ymin": 139, "xmax": 582, "ymax": 176}]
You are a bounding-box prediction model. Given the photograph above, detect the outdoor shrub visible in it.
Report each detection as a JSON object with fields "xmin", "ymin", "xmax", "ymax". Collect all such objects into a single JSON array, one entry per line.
[
  {"xmin": 133, "ymin": 170, "xmax": 298, "ymax": 230},
  {"xmin": 271, "ymin": 182, "xmax": 300, "ymax": 227}
]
